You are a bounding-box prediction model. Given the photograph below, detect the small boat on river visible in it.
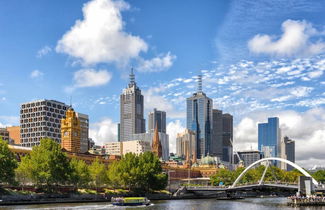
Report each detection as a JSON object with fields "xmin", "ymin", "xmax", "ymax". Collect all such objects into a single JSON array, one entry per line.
[{"xmin": 111, "ymin": 197, "xmax": 151, "ymax": 206}]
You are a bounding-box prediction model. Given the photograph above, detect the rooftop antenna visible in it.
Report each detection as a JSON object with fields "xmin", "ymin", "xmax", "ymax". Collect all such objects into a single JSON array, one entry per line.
[
  {"xmin": 129, "ymin": 67, "xmax": 135, "ymax": 86},
  {"xmin": 197, "ymin": 75, "xmax": 202, "ymax": 93}
]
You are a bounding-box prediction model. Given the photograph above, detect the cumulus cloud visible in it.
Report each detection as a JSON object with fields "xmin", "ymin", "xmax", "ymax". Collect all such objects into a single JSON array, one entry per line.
[
  {"xmin": 30, "ymin": 70, "xmax": 44, "ymax": 79},
  {"xmin": 73, "ymin": 69, "xmax": 112, "ymax": 88},
  {"xmin": 167, "ymin": 120, "xmax": 185, "ymax": 154},
  {"xmin": 137, "ymin": 52, "xmax": 176, "ymax": 72},
  {"xmin": 248, "ymin": 19, "xmax": 325, "ymax": 57},
  {"xmin": 234, "ymin": 108, "xmax": 325, "ymax": 168},
  {"xmin": 56, "ymin": 0, "xmax": 148, "ymax": 65},
  {"xmin": 89, "ymin": 118, "xmax": 117, "ymax": 145},
  {"xmin": 37, "ymin": 46, "xmax": 52, "ymax": 58}
]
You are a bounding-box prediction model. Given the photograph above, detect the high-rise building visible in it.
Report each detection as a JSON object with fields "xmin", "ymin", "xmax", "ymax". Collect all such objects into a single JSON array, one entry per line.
[
  {"xmin": 20, "ymin": 99, "xmax": 69, "ymax": 147},
  {"xmin": 186, "ymin": 75, "xmax": 213, "ymax": 159},
  {"xmin": 0, "ymin": 128, "xmax": 10, "ymax": 143},
  {"xmin": 258, "ymin": 117, "xmax": 281, "ymax": 157},
  {"xmin": 76, "ymin": 113, "xmax": 89, "ymax": 153},
  {"xmin": 222, "ymin": 113, "xmax": 233, "ymax": 163},
  {"xmin": 176, "ymin": 129, "xmax": 196, "ymax": 163},
  {"xmin": 280, "ymin": 136, "xmax": 295, "ymax": 171},
  {"xmin": 6, "ymin": 126, "xmax": 20, "ymax": 145},
  {"xmin": 61, "ymin": 108, "xmax": 81, "ymax": 153},
  {"xmin": 120, "ymin": 69, "xmax": 145, "ymax": 141},
  {"xmin": 211, "ymin": 109, "xmax": 223, "ymax": 158},
  {"xmin": 148, "ymin": 109, "xmax": 166, "ymax": 133}
]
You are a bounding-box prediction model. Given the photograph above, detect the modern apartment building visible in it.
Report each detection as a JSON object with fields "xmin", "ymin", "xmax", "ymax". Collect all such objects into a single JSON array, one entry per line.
[
  {"xmin": 186, "ymin": 75, "xmax": 213, "ymax": 159},
  {"xmin": 76, "ymin": 112, "xmax": 89, "ymax": 153},
  {"xmin": 20, "ymin": 99, "xmax": 69, "ymax": 147},
  {"xmin": 120, "ymin": 69, "xmax": 145, "ymax": 141},
  {"xmin": 211, "ymin": 109, "xmax": 223, "ymax": 158},
  {"xmin": 235, "ymin": 150, "xmax": 261, "ymax": 167},
  {"xmin": 148, "ymin": 108, "xmax": 166, "ymax": 133},
  {"xmin": 222, "ymin": 113, "xmax": 233, "ymax": 163}
]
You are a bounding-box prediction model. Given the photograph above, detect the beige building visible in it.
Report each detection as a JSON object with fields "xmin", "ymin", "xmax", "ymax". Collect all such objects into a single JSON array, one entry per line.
[
  {"xmin": 122, "ymin": 140, "xmax": 151, "ymax": 155},
  {"xmin": 176, "ymin": 129, "xmax": 197, "ymax": 163},
  {"xmin": 103, "ymin": 142, "xmax": 122, "ymax": 156},
  {"xmin": 6, "ymin": 126, "xmax": 20, "ymax": 145}
]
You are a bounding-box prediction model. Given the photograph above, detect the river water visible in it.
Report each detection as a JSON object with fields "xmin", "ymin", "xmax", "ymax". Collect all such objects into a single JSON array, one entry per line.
[{"xmin": 0, "ymin": 197, "xmax": 324, "ymax": 210}]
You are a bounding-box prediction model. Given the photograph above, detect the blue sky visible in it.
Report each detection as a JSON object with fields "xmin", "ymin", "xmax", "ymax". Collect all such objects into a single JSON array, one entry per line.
[{"xmin": 0, "ymin": 0, "xmax": 325, "ymax": 167}]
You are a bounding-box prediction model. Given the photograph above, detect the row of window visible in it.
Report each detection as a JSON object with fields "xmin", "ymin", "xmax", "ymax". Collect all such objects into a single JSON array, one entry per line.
[
  {"xmin": 21, "ymin": 127, "xmax": 60, "ymax": 133},
  {"xmin": 21, "ymin": 117, "xmax": 61, "ymax": 124},
  {"xmin": 22, "ymin": 101, "xmax": 67, "ymax": 109},
  {"xmin": 21, "ymin": 132, "xmax": 61, "ymax": 138}
]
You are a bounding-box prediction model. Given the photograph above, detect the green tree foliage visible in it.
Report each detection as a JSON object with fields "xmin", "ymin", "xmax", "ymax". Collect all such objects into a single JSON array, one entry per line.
[
  {"xmin": 312, "ymin": 170, "xmax": 325, "ymax": 183},
  {"xmin": 0, "ymin": 138, "xmax": 17, "ymax": 185},
  {"xmin": 16, "ymin": 138, "xmax": 71, "ymax": 191},
  {"xmin": 107, "ymin": 152, "xmax": 167, "ymax": 192},
  {"xmin": 69, "ymin": 158, "xmax": 91, "ymax": 189},
  {"xmin": 210, "ymin": 165, "xmax": 303, "ymax": 186},
  {"xmin": 89, "ymin": 157, "xmax": 107, "ymax": 192}
]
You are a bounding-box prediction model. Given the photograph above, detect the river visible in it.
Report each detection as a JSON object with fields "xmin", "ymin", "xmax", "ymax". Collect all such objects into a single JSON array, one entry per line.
[{"xmin": 0, "ymin": 197, "xmax": 324, "ymax": 210}]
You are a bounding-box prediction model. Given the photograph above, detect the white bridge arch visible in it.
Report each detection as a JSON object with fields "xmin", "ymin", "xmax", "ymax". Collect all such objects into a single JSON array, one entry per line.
[{"xmin": 231, "ymin": 157, "xmax": 318, "ymax": 188}]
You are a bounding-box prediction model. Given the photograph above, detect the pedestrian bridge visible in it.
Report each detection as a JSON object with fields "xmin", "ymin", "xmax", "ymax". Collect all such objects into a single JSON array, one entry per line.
[{"xmin": 182, "ymin": 157, "xmax": 323, "ymax": 194}]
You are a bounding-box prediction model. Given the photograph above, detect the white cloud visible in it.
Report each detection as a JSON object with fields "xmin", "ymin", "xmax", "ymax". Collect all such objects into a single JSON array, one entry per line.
[
  {"xmin": 290, "ymin": 86, "xmax": 313, "ymax": 97},
  {"xmin": 167, "ymin": 120, "xmax": 185, "ymax": 154},
  {"xmin": 56, "ymin": 0, "xmax": 148, "ymax": 65},
  {"xmin": 248, "ymin": 19, "xmax": 325, "ymax": 57},
  {"xmin": 37, "ymin": 45, "xmax": 52, "ymax": 58},
  {"xmin": 89, "ymin": 118, "xmax": 117, "ymax": 145},
  {"xmin": 137, "ymin": 52, "xmax": 176, "ymax": 72},
  {"xmin": 73, "ymin": 69, "xmax": 112, "ymax": 88},
  {"xmin": 234, "ymin": 108, "xmax": 325, "ymax": 168},
  {"xmin": 0, "ymin": 116, "xmax": 19, "ymax": 127},
  {"xmin": 30, "ymin": 70, "xmax": 44, "ymax": 79}
]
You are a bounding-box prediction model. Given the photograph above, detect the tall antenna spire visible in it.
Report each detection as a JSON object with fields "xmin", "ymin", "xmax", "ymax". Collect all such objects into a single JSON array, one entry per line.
[
  {"xmin": 129, "ymin": 67, "xmax": 135, "ymax": 86},
  {"xmin": 197, "ymin": 75, "xmax": 202, "ymax": 93}
]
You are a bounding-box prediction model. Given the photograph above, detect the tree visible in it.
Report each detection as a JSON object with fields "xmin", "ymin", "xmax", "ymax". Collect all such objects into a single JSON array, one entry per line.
[
  {"xmin": 69, "ymin": 158, "xmax": 91, "ymax": 190},
  {"xmin": 0, "ymin": 138, "xmax": 17, "ymax": 185},
  {"xmin": 313, "ymin": 170, "xmax": 325, "ymax": 183},
  {"xmin": 17, "ymin": 138, "xmax": 71, "ymax": 192},
  {"xmin": 106, "ymin": 160, "xmax": 121, "ymax": 190},
  {"xmin": 211, "ymin": 169, "xmax": 234, "ymax": 186},
  {"xmin": 89, "ymin": 157, "xmax": 106, "ymax": 192}
]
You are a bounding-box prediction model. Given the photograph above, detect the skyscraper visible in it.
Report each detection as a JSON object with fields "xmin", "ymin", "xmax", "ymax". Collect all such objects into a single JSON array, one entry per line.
[
  {"xmin": 148, "ymin": 109, "xmax": 166, "ymax": 133},
  {"xmin": 20, "ymin": 99, "xmax": 69, "ymax": 147},
  {"xmin": 222, "ymin": 113, "xmax": 233, "ymax": 163},
  {"xmin": 211, "ymin": 109, "xmax": 223, "ymax": 158},
  {"xmin": 258, "ymin": 117, "xmax": 281, "ymax": 157},
  {"xmin": 120, "ymin": 69, "xmax": 145, "ymax": 141},
  {"xmin": 280, "ymin": 136, "xmax": 295, "ymax": 171},
  {"xmin": 186, "ymin": 75, "xmax": 213, "ymax": 159},
  {"xmin": 76, "ymin": 112, "xmax": 89, "ymax": 153}
]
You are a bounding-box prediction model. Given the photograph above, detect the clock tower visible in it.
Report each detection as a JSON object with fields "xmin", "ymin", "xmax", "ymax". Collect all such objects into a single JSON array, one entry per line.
[{"xmin": 61, "ymin": 107, "xmax": 81, "ymax": 153}]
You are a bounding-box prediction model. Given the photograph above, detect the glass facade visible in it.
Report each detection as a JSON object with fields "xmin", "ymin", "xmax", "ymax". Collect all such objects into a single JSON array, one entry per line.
[
  {"xmin": 258, "ymin": 117, "xmax": 281, "ymax": 157},
  {"xmin": 186, "ymin": 92, "xmax": 212, "ymax": 159}
]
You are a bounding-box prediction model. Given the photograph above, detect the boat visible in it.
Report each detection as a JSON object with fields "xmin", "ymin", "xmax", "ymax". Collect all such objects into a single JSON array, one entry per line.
[{"xmin": 111, "ymin": 197, "xmax": 151, "ymax": 206}]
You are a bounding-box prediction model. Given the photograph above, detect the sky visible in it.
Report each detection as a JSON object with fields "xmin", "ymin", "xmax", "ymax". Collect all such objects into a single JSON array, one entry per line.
[{"xmin": 0, "ymin": 0, "xmax": 325, "ymax": 168}]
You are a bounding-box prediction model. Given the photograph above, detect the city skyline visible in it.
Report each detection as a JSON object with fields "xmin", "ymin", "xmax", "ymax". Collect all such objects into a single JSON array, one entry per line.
[{"xmin": 0, "ymin": 0, "xmax": 325, "ymax": 168}]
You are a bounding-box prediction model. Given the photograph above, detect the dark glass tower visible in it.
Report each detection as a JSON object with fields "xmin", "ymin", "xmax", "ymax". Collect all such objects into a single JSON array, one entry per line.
[
  {"xmin": 186, "ymin": 75, "xmax": 213, "ymax": 159},
  {"xmin": 258, "ymin": 117, "xmax": 281, "ymax": 157}
]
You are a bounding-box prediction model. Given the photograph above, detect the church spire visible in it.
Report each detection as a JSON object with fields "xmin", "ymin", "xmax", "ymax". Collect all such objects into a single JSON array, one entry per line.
[{"xmin": 152, "ymin": 121, "xmax": 162, "ymax": 159}]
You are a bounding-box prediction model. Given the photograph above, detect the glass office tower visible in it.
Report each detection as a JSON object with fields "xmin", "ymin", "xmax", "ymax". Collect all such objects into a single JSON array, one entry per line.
[{"xmin": 258, "ymin": 117, "xmax": 281, "ymax": 157}]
